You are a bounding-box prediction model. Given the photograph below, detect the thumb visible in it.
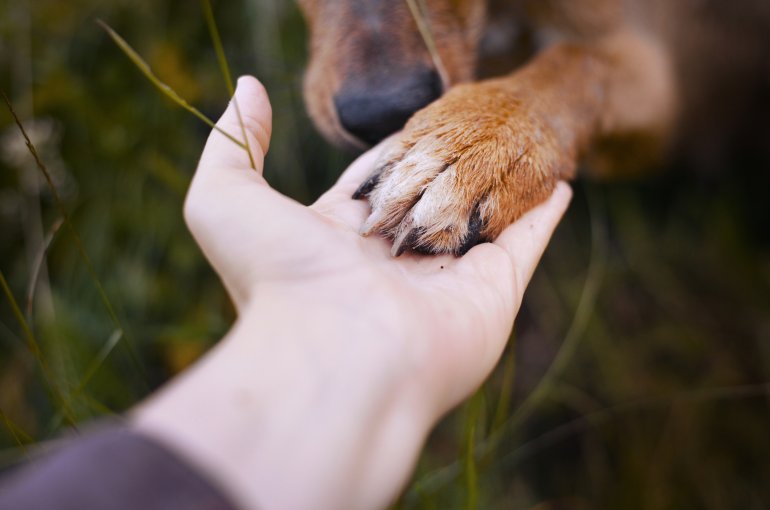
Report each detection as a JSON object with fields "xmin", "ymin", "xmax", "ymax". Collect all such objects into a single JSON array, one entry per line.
[
  {"xmin": 198, "ymin": 76, "xmax": 273, "ymax": 175},
  {"xmin": 187, "ymin": 75, "xmax": 277, "ymax": 224}
]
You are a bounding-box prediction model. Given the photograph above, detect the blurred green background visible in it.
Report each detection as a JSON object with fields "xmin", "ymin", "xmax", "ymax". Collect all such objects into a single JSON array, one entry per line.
[{"xmin": 1, "ymin": 0, "xmax": 769, "ymax": 508}]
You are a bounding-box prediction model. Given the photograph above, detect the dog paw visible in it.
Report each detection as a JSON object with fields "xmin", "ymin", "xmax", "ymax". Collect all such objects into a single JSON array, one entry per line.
[{"xmin": 354, "ymin": 81, "xmax": 574, "ymax": 256}]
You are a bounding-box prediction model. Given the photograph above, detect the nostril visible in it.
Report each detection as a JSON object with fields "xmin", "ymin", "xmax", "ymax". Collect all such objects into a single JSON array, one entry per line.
[{"xmin": 334, "ymin": 68, "xmax": 442, "ymax": 146}]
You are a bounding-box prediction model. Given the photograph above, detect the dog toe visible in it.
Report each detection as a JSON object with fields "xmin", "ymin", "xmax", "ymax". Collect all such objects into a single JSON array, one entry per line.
[
  {"xmin": 383, "ymin": 166, "xmax": 489, "ymax": 255},
  {"xmin": 359, "ymin": 147, "xmax": 448, "ymax": 236}
]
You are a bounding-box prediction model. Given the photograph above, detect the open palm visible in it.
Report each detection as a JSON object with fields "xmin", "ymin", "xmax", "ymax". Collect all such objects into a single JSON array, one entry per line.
[{"xmin": 184, "ymin": 76, "xmax": 572, "ymax": 420}]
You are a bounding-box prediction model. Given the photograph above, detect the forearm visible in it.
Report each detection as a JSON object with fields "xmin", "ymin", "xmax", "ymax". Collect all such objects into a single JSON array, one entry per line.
[{"xmin": 132, "ymin": 292, "xmax": 430, "ymax": 510}]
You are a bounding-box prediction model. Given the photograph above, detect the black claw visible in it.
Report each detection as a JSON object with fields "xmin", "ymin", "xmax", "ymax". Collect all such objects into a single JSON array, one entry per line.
[
  {"xmin": 352, "ymin": 172, "xmax": 382, "ymax": 199},
  {"xmin": 456, "ymin": 206, "xmax": 486, "ymax": 256},
  {"xmin": 392, "ymin": 228, "xmax": 423, "ymax": 257}
]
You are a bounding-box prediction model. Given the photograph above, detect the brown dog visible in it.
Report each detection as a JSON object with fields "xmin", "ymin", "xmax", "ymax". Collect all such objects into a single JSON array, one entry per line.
[{"xmin": 298, "ymin": 0, "xmax": 770, "ymax": 255}]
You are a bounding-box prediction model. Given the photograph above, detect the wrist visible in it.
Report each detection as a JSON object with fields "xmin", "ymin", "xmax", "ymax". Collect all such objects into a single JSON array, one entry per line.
[{"xmin": 132, "ymin": 295, "xmax": 431, "ymax": 510}]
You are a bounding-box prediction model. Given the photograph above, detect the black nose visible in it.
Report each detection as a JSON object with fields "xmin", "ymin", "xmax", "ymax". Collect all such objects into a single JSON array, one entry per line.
[{"xmin": 334, "ymin": 68, "xmax": 442, "ymax": 146}]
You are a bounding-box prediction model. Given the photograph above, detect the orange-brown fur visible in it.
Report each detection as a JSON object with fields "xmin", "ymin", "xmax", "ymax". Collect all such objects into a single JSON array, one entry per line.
[{"xmin": 298, "ymin": 0, "xmax": 769, "ymax": 255}]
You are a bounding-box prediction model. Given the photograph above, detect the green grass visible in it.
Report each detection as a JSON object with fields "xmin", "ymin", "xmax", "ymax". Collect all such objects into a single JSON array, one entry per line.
[
  {"xmin": 1, "ymin": 0, "xmax": 769, "ymax": 507},
  {"xmin": 97, "ymin": 18, "xmax": 250, "ymax": 156}
]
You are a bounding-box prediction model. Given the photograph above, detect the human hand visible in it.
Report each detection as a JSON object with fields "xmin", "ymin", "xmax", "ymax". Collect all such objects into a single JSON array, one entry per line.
[
  {"xmin": 135, "ymin": 76, "xmax": 572, "ymax": 510},
  {"xmin": 186, "ymin": 75, "xmax": 571, "ymax": 414}
]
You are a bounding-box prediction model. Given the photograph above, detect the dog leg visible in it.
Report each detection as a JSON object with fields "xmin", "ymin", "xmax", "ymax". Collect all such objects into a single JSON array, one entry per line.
[{"xmin": 355, "ymin": 32, "xmax": 675, "ymax": 255}]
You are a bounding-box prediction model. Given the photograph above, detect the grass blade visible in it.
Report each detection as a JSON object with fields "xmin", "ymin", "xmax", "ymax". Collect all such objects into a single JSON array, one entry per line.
[
  {"xmin": 499, "ymin": 186, "xmax": 607, "ymax": 434},
  {"xmin": 201, "ymin": 0, "xmax": 235, "ymax": 95},
  {"xmin": 48, "ymin": 328, "xmax": 123, "ymax": 431},
  {"xmin": 97, "ymin": 19, "xmax": 247, "ymax": 152},
  {"xmin": 75, "ymin": 328, "xmax": 123, "ymax": 395},
  {"xmin": 0, "ymin": 271, "xmax": 42, "ymax": 360},
  {"xmin": 405, "ymin": 0, "xmax": 449, "ymax": 88},
  {"xmin": 26, "ymin": 216, "xmax": 64, "ymax": 322},
  {"xmin": 81, "ymin": 394, "xmax": 119, "ymax": 418},
  {"xmin": 491, "ymin": 338, "xmax": 517, "ymax": 435},
  {"xmin": 0, "ymin": 407, "xmax": 34, "ymax": 452},
  {"xmin": 201, "ymin": 0, "xmax": 256, "ymax": 170},
  {"xmin": 0, "ymin": 270, "xmax": 76, "ymax": 427},
  {"xmin": 462, "ymin": 391, "xmax": 484, "ymax": 510},
  {"xmin": 1, "ymin": 90, "xmax": 145, "ymax": 382},
  {"xmin": 499, "ymin": 382, "xmax": 770, "ymax": 470}
]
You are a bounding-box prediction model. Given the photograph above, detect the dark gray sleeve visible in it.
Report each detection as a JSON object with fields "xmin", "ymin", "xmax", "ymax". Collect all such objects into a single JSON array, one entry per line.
[{"xmin": 0, "ymin": 425, "xmax": 239, "ymax": 510}]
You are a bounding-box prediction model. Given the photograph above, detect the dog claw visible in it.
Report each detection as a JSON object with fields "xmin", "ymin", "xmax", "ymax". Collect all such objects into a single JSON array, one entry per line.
[
  {"xmin": 456, "ymin": 207, "xmax": 485, "ymax": 255},
  {"xmin": 352, "ymin": 172, "xmax": 382, "ymax": 199},
  {"xmin": 359, "ymin": 210, "xmax": 385, "ymax": 236},
  {"xmin": 391, "ymin": 228, "xmax": 421, "ymax": 257}
]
